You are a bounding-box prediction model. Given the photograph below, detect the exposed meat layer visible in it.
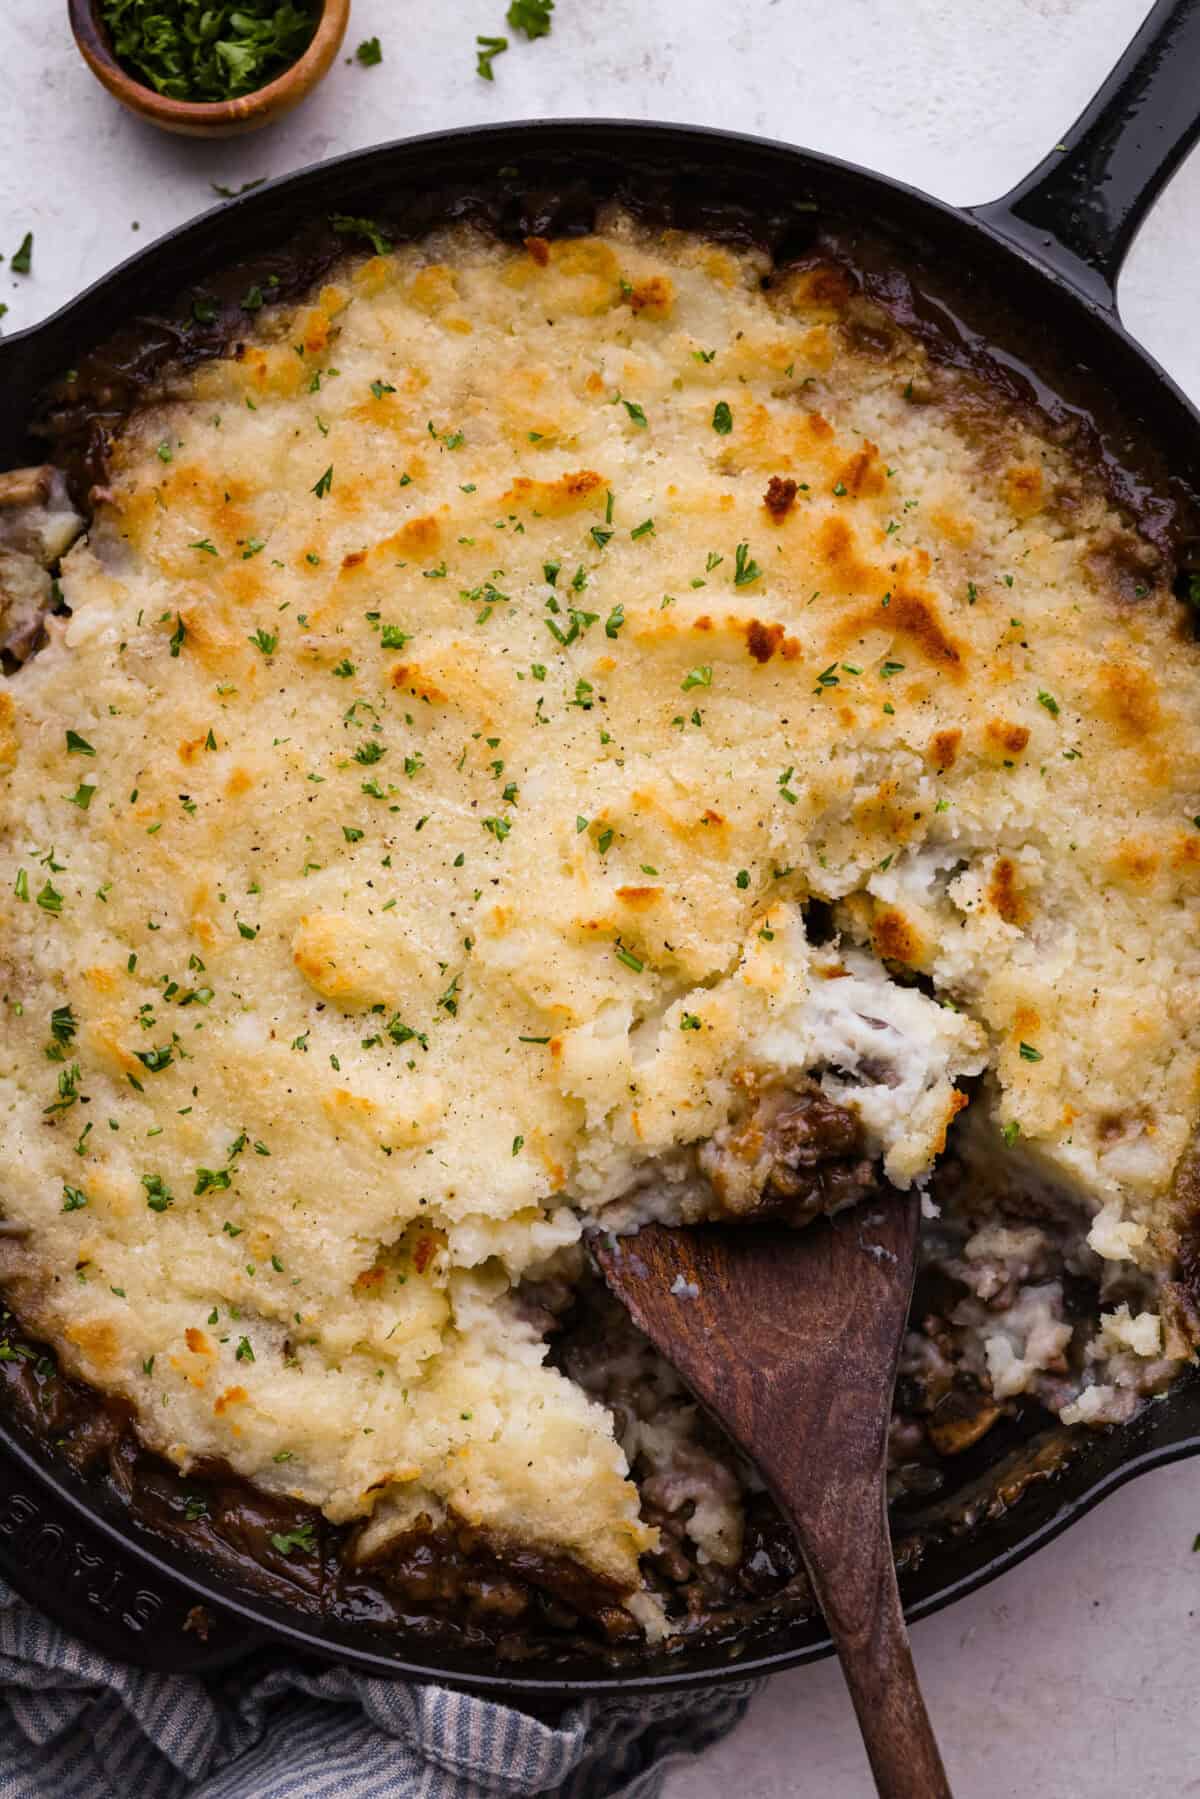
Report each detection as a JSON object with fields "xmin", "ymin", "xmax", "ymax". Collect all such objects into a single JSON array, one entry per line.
[{"xmin": 699, "ymin": 1082, "xmax": 879, "ymax": 1225}]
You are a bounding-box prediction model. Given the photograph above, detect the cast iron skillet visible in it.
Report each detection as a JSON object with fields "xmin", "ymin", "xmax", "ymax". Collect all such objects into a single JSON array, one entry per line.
[{"xmin": 1, "ymin": 0, "xmax": 1200, "ymax": 1697}]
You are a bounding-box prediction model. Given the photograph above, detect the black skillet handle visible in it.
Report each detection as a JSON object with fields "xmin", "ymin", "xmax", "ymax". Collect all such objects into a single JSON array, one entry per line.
[
  {"xmin": 0, "ymin": 1433, "xmax": 262, "ymax": 1674},
  {"xmin": 970, "ymin": 0, "xmax": 1200, "ymax": 310}
]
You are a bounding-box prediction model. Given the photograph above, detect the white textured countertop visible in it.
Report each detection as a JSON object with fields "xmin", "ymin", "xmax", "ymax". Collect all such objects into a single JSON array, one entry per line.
[{"xmin": 2, "ymin": 2, "xmax": 1199, "ymax": 1793}]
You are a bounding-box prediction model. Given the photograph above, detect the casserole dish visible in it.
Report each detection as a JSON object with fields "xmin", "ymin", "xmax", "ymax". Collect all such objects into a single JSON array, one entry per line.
[{"xmin": 0, "ymin": 0, "xmax": 1199, "ymax": 1694}]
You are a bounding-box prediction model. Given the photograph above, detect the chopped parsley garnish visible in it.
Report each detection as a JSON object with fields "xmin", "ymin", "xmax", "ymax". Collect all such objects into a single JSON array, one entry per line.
[
  {"xmin": 249, "ymin": 628, "xmax": 278, "ymax": 655},
  {"xmin": 135, "ymin": 1044, "xmax": 173, "ymax": 1072},
  {"xmin": 354, "ymin": 741, "xmax": 386, "ymax": 765},
  {"xmin": 169, "ymin": 614, "xmax": 187, "ymax": 657},
  {"xmin": 36, "ymin": 881, "xmax": 64, "ymax": 914},
  {"xmin": 620, "ymin": 398, "xmax": 648, "ymax": 427},
  {"xmin": 681, "ymin": 665, "xmax": 712, "ymax": 692},
  {"xmin": 631, "ymin": 519, "xmax": 654, "ymax": 540},
  {"xmin": 438, "ymin": 976, "xmax": 461, "ymax": 1016},
  {"xmin": 212, "ymin": 178, "xmax": 266, "ymax": 199},
  {"xmin": 1018, "ymin": 1042, "xmax": 1043, "ymax": 1063},
  {"xmin": 615, "ymin": 944, "xmax": 644, "ymax": 973},
  {"xmin": 380, "ymin": 623, "xmax": 410, "ymax": 649},
  {"xmin": 735, "ymin": 870, "xmax": 750, "ymax": 889},
  {"xmin": 235, "ymin": 1336, "xmax": 255, "ymax": 1362},
  {"xmin": 142, "ymin": 1173, "xmax": 174, "ymax": 1213},
  {"xmin": 1002, "ymin": 1120, "xmax": 1021, "ymax": 1146},
  {"xmin": 476, "ymin": 34, "xmax": 508, "ymax": 78},
  {"xmin": 545, "ymin": 606, "xmax": 599, "ymax": 648},
  {"xmin": 195, "ymin": 1167, "xmax": 231, "ymax": 1196},
  {"xmin": 311, "ymin": 465, "xmax": 333, "ymax": 499},
  {"xmin": 10, "ymin": 232, "xmax": 33, "ymax": 275},
  {"xmin": 44, "ymin": 1063, "xmax": 81, "ymax": 1116},
  {"xmin": 68, "ymin": 783, "xmax": 96, "ymax": 810},
  {"xmin": 331, "ymin": 215, "xmax": 393, "ymax": 255},
  {"xmin": 356, "ymin": 35, "xmax": 383, "ymax": 65},
  {"xmin": 1037, "ymin": 689, "xmax": 1060, "ymax": 716},
  {"xmin": 66, "ymin": 729, "xmax": 96, "ymax": 756},
  {"xmin": 370, "ymin": 379, "xmax": 396, "ymax": 398},
  {"xmin": 680, "ymin": 1013, "xmax": 702, "ymax": 1030},
  {"xmin": 49, "ymin": 1005, "xmax": 78, "ymax": 1049},
  {"xmin": 733, "ymin": 542, "xmax": 761, "ymax": 586},
  {"xmin": 387, "ymin": 1016, "xmax": 429, "ymax": 1050},
  {"xmin": 605, "ymin": 604, "xmax": 625, "ymax": 638},
  {"xmin": 507, "ymin": 0, "xmax": 554, "ymax": 36},
  {"xmin": 190, "ymin": 538, "xmax": 218, "ymax": 555},
  {"xmin": 61, "ymin": 1184, "xmax": 89, "ymax": 1213},
  {"xmin": 483, "ymin": 815, "xmax": 512, "ymax": 841},
  {"xmin": 711, "ymin": 401, "xmax": 733, "ymax": 435},
  {"xmin": 270, "ymin": 1521, "xmax": 316, "ymax": 1556},
  {"xmin": 880, "ymin": 660, "xmax": 906, "ymax": 679}
]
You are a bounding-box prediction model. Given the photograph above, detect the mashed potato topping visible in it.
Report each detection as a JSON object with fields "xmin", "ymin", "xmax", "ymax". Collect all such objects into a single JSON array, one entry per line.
[{"xmin": 2, "ymin": 216, "xmax": 1199, "ymax": 1600}]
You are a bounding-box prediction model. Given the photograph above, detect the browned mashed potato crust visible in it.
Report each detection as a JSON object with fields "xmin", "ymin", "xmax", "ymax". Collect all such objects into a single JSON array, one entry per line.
[{"xmin": 2, "ymin": 212, "xmax": 1199, "ymax": 1645}]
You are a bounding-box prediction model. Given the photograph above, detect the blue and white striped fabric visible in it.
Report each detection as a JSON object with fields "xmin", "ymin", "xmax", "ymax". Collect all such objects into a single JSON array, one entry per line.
[{"xmin": 0, "ymin": 1583, "xmax": 756, "ymax": 1799}]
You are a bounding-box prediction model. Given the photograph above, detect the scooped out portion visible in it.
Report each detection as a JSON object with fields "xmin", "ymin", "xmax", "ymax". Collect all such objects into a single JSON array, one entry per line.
[
  {"xmin": 2, "ymin": 209, "xmax": 1200, "ymax": 1644},
  {"xmin": 0, "ymin": 465, "xmax": 84, "ymax": 666},
  {"xmin": 598, "ymin": 927, "xmax": 985, "ymax": 1233}
]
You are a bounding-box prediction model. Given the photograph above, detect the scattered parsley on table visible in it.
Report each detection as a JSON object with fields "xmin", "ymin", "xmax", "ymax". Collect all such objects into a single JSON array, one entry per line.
[{"xmin": 476, "ymin": 0, "xmax": 553, "ymax": 78}]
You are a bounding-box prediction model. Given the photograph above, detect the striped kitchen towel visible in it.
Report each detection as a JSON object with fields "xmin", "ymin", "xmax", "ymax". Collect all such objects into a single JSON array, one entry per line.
[{"xmin": 0, "ymin": 1583, "xmax": 756, "ymax": 1799}]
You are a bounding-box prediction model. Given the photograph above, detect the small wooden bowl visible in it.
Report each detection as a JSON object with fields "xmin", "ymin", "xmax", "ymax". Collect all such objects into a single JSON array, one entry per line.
[{"xmin": 69, "ymin": 0, "xmax": 350, "ymax": 137}]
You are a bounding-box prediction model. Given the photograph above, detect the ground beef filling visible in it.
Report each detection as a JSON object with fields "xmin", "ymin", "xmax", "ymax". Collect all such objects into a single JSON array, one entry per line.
[{"xmin": 699, "ymin": 1082, "xmax": 879, "ymax": 1225}]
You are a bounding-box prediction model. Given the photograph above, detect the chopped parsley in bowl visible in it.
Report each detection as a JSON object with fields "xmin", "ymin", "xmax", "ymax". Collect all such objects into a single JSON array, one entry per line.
[
  {"xmin": 98, "ymin": 0, "xmax": 319, "ymax": 103},
  {"xmin": 71, "ymin": 0, "xmax": 348, "ymax": 134}
]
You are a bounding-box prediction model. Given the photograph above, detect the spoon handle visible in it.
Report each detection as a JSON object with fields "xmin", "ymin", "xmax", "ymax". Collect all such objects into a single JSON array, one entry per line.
[
  {"xmin": 590, "ymin": 1198, "xmax": 953, "ymax": 1796},
  {"xmin": 788, "ymin": 1474, "xmax": 950, "ymax": 1799}
]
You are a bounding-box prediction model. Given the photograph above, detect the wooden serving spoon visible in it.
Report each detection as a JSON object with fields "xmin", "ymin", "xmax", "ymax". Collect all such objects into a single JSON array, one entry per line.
[{"xmin": 592, "ymin": 1190, "xmax": 952, "ymax": 1799}]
